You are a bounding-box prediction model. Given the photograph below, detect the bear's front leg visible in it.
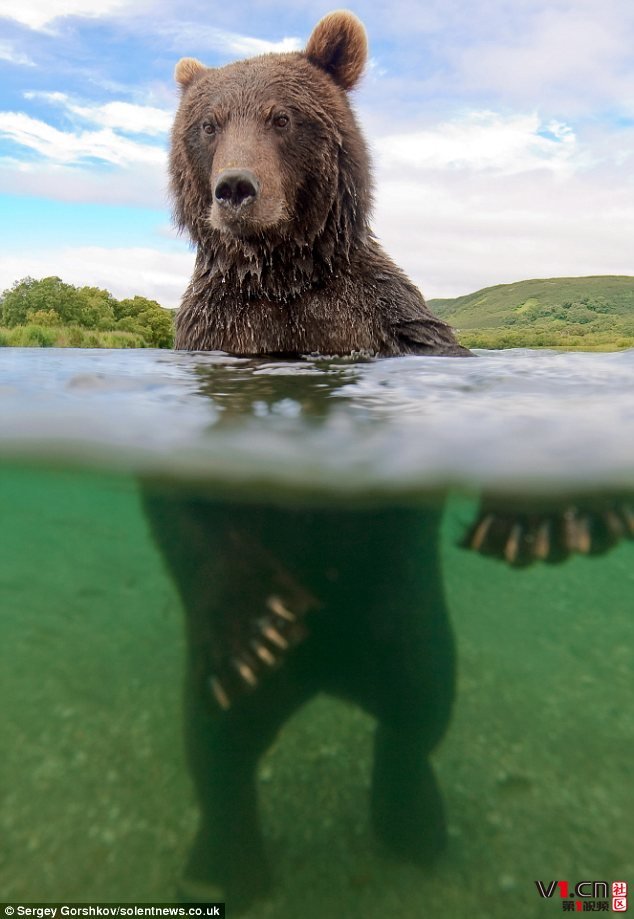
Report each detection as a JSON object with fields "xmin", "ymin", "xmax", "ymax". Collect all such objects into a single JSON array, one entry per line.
[{"xmin": 180, "ymin": 646, "xmax": 318, "ymax": 908}]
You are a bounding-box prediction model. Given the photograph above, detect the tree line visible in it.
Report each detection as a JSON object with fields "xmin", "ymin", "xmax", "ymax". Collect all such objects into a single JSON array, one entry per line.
[{"xmin": 0, "ymin": 276, "xmax": 174, "ymax": 348}]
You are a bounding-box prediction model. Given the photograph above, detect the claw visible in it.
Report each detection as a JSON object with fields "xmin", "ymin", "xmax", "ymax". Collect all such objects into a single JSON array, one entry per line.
[
  {"xmin": 251, "ymin": 640, "xmax": 276, "ymax": 666},
  {"xmin": 534, "ymin": 520, "xmax": 552, "ymax": 560},
  {"xmin": 504, "ymin": 523, "xmax": 523, "ymax": 564},
  {"xmin": 470, "ymin": 513, "xmax": 494, "ymax": 551},
  {"xmin": 210, "ymin": 676, "xmax": 231, "ymax": 710},
  {"xmin": 563, "ymin": 509, "xmax": 582, "ymax": 553},
  {"xmin": 575, "ymin": 515, "xmax": 592, "ymax": 554},
  {"xmin": 233, "ymin": 657, "xmax": 258, "ymax": 687},
  {"xmin": 266, "ymin": 595, "xmax": 296, "ymax": 622},
  {"xmin": 262, "ymin": 624, "xmax": 289, "ymax": 650}
]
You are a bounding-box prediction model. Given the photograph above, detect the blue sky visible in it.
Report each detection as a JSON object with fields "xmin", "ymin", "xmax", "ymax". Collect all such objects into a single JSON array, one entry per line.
[{"xmin": 0, "ymin": 0, "xmax": 633, "ymax": 305}]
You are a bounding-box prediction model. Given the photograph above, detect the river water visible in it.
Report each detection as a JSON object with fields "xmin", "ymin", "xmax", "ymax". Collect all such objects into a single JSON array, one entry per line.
[{"xmin": 1, "ymin": 347, "xmax": 632, "ymax": 917}]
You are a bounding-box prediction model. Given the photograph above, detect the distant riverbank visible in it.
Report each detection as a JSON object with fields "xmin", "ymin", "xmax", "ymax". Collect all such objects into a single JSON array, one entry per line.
[
  {"xmin": 430, "ymin": 275, "xmax": 634, "ymax": 351},
  {"xmin": 3, "ymin": 274, "xmax": 633, "ymax": 351}
]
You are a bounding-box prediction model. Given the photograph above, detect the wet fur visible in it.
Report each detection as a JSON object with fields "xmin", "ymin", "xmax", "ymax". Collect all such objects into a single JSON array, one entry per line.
[{"xmin": 170, "ymin": 13, "xmax": 469, "ymax": 356}]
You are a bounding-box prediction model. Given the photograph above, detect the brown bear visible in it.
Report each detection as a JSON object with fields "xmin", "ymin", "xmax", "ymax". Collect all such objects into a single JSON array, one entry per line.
[
  {"xmin": 145, "ymin": 11, "xmax": 634, "ymax": 910},
  {"xmin": 146, "ymin": 489, "xmax": 454, "ymax": 908},
  {"xmin": 145, "ymin": 9, "xmax": 470, "ymax": 911},
  {"xmin": 169, "ymin": 10, "xmax": 469, "ymax": 357}
]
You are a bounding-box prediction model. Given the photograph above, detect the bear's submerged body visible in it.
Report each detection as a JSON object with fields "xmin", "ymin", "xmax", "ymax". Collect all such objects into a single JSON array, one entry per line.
[
  {"xmin": 147, "ymin": 10, "xmax": 464, "ymax": 906},
  {"xmin": 145, "ymin": 494, "xmax": 454, "ymax": 906}
]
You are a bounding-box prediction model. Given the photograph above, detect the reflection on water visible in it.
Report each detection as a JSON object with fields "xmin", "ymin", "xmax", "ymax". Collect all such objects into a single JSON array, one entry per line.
[{"xmin": 1, "ymin": 348, "xmax": 633, "ymax": 916}]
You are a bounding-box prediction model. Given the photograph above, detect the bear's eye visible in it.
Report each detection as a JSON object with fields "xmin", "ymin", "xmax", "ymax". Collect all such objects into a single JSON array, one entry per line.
[
  {"xmin": 272, "ymin": 113, "xmax": 289, "ymax": 129},
  {"xmin": 202, "ymin": 121, "xmax": 216, "ymax": 136}
]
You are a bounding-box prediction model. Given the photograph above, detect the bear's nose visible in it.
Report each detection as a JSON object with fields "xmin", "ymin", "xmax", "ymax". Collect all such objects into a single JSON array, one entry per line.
[{"xmin": 214, "ymin": 169, "xmax": 260, "ymax": 209}]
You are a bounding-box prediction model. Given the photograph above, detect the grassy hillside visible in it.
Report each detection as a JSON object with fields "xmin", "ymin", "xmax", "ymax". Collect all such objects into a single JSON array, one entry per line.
[{"xmin": 429, "ymin": 276, "xmax": 634, "ymax": 350}]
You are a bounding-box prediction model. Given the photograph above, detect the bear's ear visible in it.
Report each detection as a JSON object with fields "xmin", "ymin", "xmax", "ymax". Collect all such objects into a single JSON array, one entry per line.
[
  {"xmin": 174, "ymin": 57, "xmax": 206, "ymax": 88},
  {"xmin": 305, "ymin": 10, "xmax": 367, "ymax": 91}
]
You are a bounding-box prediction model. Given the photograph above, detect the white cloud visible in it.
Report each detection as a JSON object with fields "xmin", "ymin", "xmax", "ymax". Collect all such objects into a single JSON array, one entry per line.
[
  {"xmin": 372, "ymin": 159, "xmax": 634, "ymax": 299},
  {"xmin": 0, "ymin": 157, "xmax": 168, "ymax": 208},
  {"xmin": 24, "ymin": 91, "xmax": 173, "ymax": 136},
  {"xmin": 376, "ymin": 111, "xmax": 579, "ymax": 177},
  {"xmin": 0, "ymin": 0, "xmax": 132, "ymax": 30},
  {"xmin": 0, "ymin": 245, "xmax": 193, "ymax": 307},
  {"xmin": 163, "ymin": 23, "xmax": 302, "ymax": 57},
  {"xmin": 0, "ymin": 91, "xmax": 172, "ymax": 205},
  {"xmin": 445, "ymin": 0, "xmax": 634, "ymax": 116},
  {"xmin": 214, "ymin": 30, "xmax": 302, "ymax": 56},
  {"xmin": 365, "ymin": 108, "xmax": 634, "ymax": 297},
  {"xmin": 0, "ymin": 40, "xmax": 35, "ymax": 66},
  {"xmin": 0, "ymin": 111, "xmax": 166, "ymax": 165},
  {"xmin": 452, "ymin": 5, "xmax": 634, "ymax": 113},
  {"xmin": 353, "ymin": 1, "xmax": 634, "ymax": 123}
]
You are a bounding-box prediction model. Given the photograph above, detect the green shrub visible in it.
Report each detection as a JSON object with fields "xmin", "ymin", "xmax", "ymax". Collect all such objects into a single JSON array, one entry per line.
[
  {"xmin": 28, "ymin": 308, "xmax": 61, "ymax": 326},
  {"xmin": 0, "ymin": 276, "xmax": 174, "ymax": 348},
  {"xmin": 7, "ymin": 324, "xmax": 56, "ymax": 347},
  {"xmin": 67, "ymin": 326, "xmax": 85, "ymax": 347}
]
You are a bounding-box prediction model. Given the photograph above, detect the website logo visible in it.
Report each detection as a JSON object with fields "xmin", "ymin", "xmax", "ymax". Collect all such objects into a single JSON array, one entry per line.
[{"xmin": 535, "ymin": 880, "xmax": 628, "ymax": 912}]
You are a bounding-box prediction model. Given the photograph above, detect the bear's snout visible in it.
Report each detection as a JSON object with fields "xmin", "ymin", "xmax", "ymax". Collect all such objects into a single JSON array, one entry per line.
[{"xmin": 214, "ymin": 168, "xmax": 260, "ymax": 211}]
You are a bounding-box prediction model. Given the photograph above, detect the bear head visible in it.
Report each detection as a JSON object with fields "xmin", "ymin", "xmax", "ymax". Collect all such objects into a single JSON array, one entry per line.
[{"xmin": 170, "ymin": 11, "xmax": 372, "ymax": 293}]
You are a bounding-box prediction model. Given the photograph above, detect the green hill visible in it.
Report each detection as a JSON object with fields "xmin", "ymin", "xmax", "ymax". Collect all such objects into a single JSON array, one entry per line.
[{"xmin": 428, "ymin": 276, "xmax": 634, "ymax": 350}]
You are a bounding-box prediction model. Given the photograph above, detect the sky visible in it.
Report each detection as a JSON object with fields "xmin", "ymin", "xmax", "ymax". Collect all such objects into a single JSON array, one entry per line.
[{"xmin": 0, "ymin": 0, "xmax": 633, "ymax": 305}]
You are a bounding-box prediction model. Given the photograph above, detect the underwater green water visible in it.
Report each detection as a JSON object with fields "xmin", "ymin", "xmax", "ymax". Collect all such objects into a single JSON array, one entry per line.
[
  {"xmin": 1, "ymin": 348, "xmax": 633, "ymax": 916},
  {"xmin": 1, "ymin": 464, "xmax": 632, "ymax": 916}
]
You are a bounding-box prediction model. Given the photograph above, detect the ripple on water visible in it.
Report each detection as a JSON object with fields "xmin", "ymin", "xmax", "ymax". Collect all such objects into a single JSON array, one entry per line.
[{"xmin": 0, "ymin": 346, "xmax": 633, "ymax": 495}]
